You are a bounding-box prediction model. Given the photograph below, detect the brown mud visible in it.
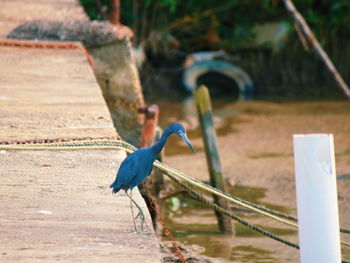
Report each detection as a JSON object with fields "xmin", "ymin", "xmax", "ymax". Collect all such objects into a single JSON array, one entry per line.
[{"xmin": 155, "ymin": 99, "xmax": 350, "ymax": 262}]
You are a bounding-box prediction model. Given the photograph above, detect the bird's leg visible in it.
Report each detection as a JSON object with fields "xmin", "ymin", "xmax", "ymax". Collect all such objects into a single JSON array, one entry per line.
[
  {"xmin": 130, "ymin": 189, "xmax": 146, "ymax": 231},
  {"xmin": 130, "ymin": 189, "xmax": 141, "ymax": 220},
  {"xmin": 125, "ymin": 189, "xmax": 137, "ymax": 232},
  {"xmin": 126, "ymin": 189, "xmax": 150, "ymax": 234}
]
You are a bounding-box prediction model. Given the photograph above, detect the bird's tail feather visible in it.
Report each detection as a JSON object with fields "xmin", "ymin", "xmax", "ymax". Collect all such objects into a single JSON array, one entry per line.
[{"xmin": 110, "ymin": 183, "xmax": 121, "ymax": 194}]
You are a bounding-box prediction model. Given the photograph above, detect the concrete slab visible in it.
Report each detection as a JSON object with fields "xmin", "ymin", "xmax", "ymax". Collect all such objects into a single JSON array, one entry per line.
[
  {"xmin": 0, "ymin": 28, "xmax": 160, "ymax": 263},
  {"xmin": 0, "ymin": 0, "xmax": 86, "ymax": 38},
  {"xmin": 0, "ymin": 150, "xmax": 159, "ymax": 263},
  {"xmin": 0, "ymin": 45, "xmax": 114, "ymax": 140}
]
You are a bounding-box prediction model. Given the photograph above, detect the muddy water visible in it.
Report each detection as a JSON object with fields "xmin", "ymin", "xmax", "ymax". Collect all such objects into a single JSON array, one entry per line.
[
  {"xmin": 152, "ymin": 97, "xmax": 350, "ymax": 262},
  {"xmin": 162, "ymin": 184, "xmax": 296, "ymax": 262}
]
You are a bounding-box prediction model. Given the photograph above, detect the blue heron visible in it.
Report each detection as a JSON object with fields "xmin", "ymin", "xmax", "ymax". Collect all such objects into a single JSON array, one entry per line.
[{"xmin": 110, "ymin": 123, "xmax": 195, "ymax": 232}]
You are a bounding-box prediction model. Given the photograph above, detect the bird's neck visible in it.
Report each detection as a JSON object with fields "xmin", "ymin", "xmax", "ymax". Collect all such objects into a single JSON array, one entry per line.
[{"xmin": 150, "ymin": 129, "xmax": 171, "ymax": 155}]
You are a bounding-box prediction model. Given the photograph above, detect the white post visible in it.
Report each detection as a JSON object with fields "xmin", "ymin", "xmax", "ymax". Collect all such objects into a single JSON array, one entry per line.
[{"xmin": 293, "ymin": 134, "xmax": 341, "ymax": 263}]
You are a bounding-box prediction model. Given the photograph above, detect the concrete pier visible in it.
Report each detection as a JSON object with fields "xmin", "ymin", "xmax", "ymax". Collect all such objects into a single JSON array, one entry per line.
[{"xmin": 0, "ymin": 0, "xmax": 161, "ymax": 262}]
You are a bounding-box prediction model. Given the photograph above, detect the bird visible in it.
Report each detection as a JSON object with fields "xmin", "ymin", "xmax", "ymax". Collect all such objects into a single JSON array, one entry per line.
[{"xmin": 110, "ymin": 123, "xmax": 195, "ymax": 232}]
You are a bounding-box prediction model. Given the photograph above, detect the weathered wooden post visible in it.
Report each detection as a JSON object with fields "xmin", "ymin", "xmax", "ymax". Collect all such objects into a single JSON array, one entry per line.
[
  {"xmin": 193, "ymin": 85, "xmax": 233, "ymax": 234},
  {"xmin": 293, "ymin": 134, "xmax": 341, "ymax": 263}
]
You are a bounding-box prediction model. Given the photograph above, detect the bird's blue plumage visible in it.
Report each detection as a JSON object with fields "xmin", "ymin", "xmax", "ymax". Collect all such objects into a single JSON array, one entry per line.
[
  {"xmin": 110, "ymin": 148, "xmax": 156, "ymax": 193},
  {"xmin": 110, "ymin": 123, "xmax": 195, "ymax": 194}
]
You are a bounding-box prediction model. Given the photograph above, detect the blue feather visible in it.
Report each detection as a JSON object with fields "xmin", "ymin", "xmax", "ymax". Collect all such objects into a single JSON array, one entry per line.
[{"xmin": 110, "ymin": 123, "xmax": 194, "ymax": 193}]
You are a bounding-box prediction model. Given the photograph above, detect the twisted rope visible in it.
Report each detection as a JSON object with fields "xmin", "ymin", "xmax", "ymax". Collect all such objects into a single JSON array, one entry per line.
[
  {"xmin": 165, "ymin": 170, "xmax": 300, "ymax": 249},
  {"xmin": 164, "ymin": 169, "xmax": 350, "ymax": 263},
  {"xmin": 0, "ymin": 139, "xmax": 299, "ymax": 227},
  {"xmin": 1, "ymin": 138, "xmax": 350, "ymax": 249}
]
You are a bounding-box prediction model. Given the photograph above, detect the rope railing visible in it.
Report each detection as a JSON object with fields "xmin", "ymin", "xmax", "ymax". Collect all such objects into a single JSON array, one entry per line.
[
  {"xmin": 164, "ymin": 168, "xmax": 300, "ymax": 249},
  {"xmin": 1, "ymin": 138, "xmax": 350, "ymax": 254},
  {"xmin": 153, "ymin": 158, "xmax": 350, "ymax": 249}
]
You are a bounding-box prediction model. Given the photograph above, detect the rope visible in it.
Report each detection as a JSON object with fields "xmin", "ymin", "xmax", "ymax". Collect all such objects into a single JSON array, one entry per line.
[
  {"xmin": 0, "ymin": 138, "xmax": 185, "ymax": 262},
  {"xmin": 153, "ymin": 160, "xmax": 350, "ymax": 240},
  {"xmin": 165, "ymin": 170, "xmax": 300, "ymax": 249},
  {"xmin": 1, "ymin": 138, "xmax": 350, "ymax": 248},
  {"xmin": 153, "ymin": 160, "xmax": 299, "ymax": 228},
  {"xmin": 166, "ymin": 171, "xmax": 350, "ymax": 263},
  {"xmin": 1, "ymin": 139, "xmax": 291, "ymax": 224}
]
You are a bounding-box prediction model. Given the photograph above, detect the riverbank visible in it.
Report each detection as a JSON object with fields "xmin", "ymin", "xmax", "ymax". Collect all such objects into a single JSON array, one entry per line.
[{"xmin": 156, "ymin": 99, "xmax": 350, "ymax": 262}]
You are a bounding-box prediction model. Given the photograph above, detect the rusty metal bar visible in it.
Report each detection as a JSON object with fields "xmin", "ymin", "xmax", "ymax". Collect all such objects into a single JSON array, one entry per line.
[
  {"xmin": 138, "ymin": 104, "xmax": 164, "ymax": 194},
  {"xmin": 110, "ymin": 0, "xmax": 120, "ymax": 25},
  {"xmin": 138, "ymin": 104, "xmax": 164, "ymax": 231},
  {"xmin": 139, "ymin": 104, "xmax": 159, "ymax": 148}
]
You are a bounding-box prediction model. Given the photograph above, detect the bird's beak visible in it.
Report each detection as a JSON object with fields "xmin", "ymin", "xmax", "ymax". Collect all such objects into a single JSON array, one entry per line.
[{"xmin": 178, "ymin": 131, "xmax": 195, "ymax": 153}]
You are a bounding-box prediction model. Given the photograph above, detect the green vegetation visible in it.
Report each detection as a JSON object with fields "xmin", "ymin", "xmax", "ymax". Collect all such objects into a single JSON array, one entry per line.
[
  {"xmin": 79, "ymin": 1, "xmax": 349, "ymax": 98},
  {"xmin": 80, "ymin": 0, "xmax": 350, "ymax": 47}
]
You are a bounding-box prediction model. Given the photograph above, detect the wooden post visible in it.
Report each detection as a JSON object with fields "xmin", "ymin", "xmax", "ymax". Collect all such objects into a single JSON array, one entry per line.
[
  {"xmin": 293, "ymin": 134, "xmax": 341, "ymax": 262},
  {"xmin": 193, "ymin": 85, "xmax": 233, "ymax": 234}
]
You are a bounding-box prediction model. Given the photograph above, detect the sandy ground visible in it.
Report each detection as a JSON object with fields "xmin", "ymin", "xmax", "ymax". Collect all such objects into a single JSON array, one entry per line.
[{"xmin": 156, "ymin": 99, "xmax": 350, "ymax": 262}]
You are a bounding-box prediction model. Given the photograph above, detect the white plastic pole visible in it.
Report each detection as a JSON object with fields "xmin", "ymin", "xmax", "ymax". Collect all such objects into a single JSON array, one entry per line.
[{"xmin": 293, "ymin": 134, "xmax": 341, "ymax": 263}]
